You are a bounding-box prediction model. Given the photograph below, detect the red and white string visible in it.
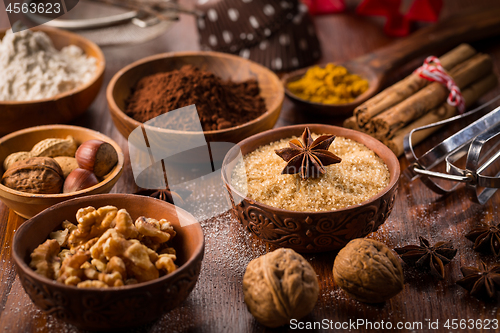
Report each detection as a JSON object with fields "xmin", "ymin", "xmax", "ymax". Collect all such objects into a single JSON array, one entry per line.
[{"xmin": 414, "ymin": 56, "xmax": 466, "ymax": 114}]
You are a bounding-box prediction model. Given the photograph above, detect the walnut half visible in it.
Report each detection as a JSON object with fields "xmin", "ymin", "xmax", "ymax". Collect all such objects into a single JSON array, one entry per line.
[{"xmin": 333, "ymin": 238, "xmax": 404, "ymax": 303}]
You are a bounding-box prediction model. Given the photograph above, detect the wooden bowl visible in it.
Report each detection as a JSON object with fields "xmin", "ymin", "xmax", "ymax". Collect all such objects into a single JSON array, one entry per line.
[
  {"xmin": 0, "ymin": 27, "xmax": 105, "ymax": 136},
  {"xmin": 221, "ymin": 124, "xmax": 400, "ymax": 253},
  {"xmin": 107, "ymin": 51, "xmax": 284, "ymax": 150},
  {"xmin": 0, "ymin": 125, "xmax": 124, "ymax": 219},
  {"xmin": 12, "ymin": 193, "xmax": 204, "ymax": 331},
  {"xmin": 282, "ymin": 64, "xmax": 377, "ymax": 117}
]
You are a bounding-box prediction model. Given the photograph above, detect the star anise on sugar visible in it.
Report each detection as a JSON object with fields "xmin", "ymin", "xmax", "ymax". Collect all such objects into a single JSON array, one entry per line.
[
  {"xmin": 394, "ymin": 236, "xmax": 457, "ymax": 279},
  {"xmin": 456, "ymin": 262, "xmax": 500, "ymax": 299},
  {"xmin": 465, "ymin": 222, "xmax": 500, "ymax": 257},
  {"xmin": 274, "ymin": 127, "xmax": 342, "ymax": 180},
  {"xmin": 134, "ymin": 187, "xmax": 191, "ymax": 206}
]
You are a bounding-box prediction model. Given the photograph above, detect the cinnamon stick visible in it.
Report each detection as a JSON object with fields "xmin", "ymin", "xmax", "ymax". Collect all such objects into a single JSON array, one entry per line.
[
  {"xmin": 372, "ymin": 53, "xmax": 493, "ymax": 139},
  {"xmin": 384, "ymin": 74, "xmax": 498, "ymax": 156},
  {"xmin": 354, "ymin": 44, "xmax": 476, "ymax": 127}
]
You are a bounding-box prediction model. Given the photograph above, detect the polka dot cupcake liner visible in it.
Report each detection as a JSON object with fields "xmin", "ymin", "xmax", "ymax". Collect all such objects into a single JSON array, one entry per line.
[
  {"xmin": 236, "ymin": 6, "xmax": 322, "ymax": 71},
  {"xmin": 197, "ymin": 0, "xmax": 322, "ymax": 71},
  {"xmin": 196, "ymin": 0, "xmax": 298, "ymax": 53}
]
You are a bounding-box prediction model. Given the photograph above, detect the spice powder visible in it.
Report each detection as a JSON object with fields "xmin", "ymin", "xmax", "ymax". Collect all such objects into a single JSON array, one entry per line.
[{"xmin": 231, "ymin": 134, "xmax": 390, "ymax": 212}]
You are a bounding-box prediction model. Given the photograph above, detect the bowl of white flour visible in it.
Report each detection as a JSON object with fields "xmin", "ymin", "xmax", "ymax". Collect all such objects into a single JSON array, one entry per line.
[{"xmin": 0, "ymin": 26, "xmax": 105, "ymax": 135}]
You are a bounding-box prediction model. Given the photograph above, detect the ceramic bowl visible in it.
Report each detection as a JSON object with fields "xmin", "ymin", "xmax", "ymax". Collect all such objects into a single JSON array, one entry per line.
[
  {"xmin": 12, "ymin": 193, "xmax": 204, "ymax": 330},
  {"xmin": 221, "ymin": 124, "xmax": 400, "ymax": 253},
  {"xmin": 0, "ymin": 125, "xmax": 124, "ymax": 218},
  {"xmin": 106, "ymin": 51, "xmax": 284, "ymax": 160},
  {"xmin": 0, "ymin": 27, "xmax": 105, "ymax": 136}
]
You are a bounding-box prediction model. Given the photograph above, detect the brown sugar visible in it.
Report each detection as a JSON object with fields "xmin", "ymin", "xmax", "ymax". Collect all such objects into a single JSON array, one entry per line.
[
  {"xmin": 125, "ymin": 65, "xmax": 267, "ymax": 131},
  {"xmin": 231, "ymin": 134, "xmax": 390, "ymax": 212}
]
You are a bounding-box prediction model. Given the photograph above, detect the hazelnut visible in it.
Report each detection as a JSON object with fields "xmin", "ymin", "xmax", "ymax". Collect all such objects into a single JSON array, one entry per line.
[
  {"xmin": 243, "ymin": 248, "xmax": 319, "ymax": 328},
  {"xmin": 75, "ymin": 140, "xmax": 118, "ymax": 178},
  {"xmin": 63, "ymin": 168, "xmax": 98, "ymax": 193},
  {"xmin": 333, "ymin": 238, "xmax": 404, "ymax": 303}
]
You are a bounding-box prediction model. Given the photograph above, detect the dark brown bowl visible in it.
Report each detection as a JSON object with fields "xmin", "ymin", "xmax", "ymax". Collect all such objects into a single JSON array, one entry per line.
[
  {"xmin": 0, "ymin": 27, "xmax": 105, "ymax": 136},
  {"xmin": 12, "ymin": 194, "xmax": 204, "ymax": 331},
  {"xmin": 222, "ymin": 124, "xmax": 400, "ymax": 253}
]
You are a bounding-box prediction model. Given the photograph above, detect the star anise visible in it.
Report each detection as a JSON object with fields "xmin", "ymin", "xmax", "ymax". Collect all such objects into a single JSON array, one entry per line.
[
  {"xmin": 457, "ymin": 262, "xmax": 500, "ymax": 299},
  {"xmin": 394, "ymin": 236, "xmax": 457, "ymax": 279},
  {"xmin": 134, "ymin": 187, "xmax": 191, "ymax": 206},
  {"xmin": 465, "ymin": 222, "xmax": 500, "ymax": 257},
  {"xmin": 274, "ymin": 127, "xmax": 342, "ymax": 180}
]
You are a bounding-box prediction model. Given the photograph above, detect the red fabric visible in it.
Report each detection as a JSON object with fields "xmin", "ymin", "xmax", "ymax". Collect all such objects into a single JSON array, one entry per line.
[
  {"xmin": 302, "ymin": 0, "xmax": 346, "ymax": 15},
  {"xmin": 356, "ymin": 0, "xmax": 443, "ymax": 36}
]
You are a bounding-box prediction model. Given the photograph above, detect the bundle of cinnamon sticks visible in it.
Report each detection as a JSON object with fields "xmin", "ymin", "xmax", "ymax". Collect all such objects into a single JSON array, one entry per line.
[{"xmin": 343, "ymin": 44, "xmax": 498, "ymax": 156}]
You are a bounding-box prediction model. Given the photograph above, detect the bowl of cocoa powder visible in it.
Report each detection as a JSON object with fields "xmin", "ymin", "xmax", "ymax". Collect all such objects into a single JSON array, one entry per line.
[{"xmin": 107, "ymin": 51, "xmax": 284, "ymax": 160}]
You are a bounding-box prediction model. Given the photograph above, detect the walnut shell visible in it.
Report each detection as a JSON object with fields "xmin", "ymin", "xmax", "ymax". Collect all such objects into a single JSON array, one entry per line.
[
  {"xmin": 333, "ymin": 238, "xmax": 404, "ymax": 303},
  {"xmin": 2, "ymin": 157, "xmax": 64, "ymax": 194},
  {"xmin": 243, "ymin": 248, "xmax": 319, "ymax": 328}
]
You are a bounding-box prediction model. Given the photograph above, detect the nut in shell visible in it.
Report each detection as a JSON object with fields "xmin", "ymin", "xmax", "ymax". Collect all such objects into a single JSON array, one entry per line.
[
  {"xmin": 333, "ymin": 238, "xmax": 404, "ymax": 303},
  {"xmin": 3, "ymin": 151, "xmax": 32, "ymax": 171},
  {"xmin": 30, "ymin": 136, "xmax": 77, "ymax": 158},
  {"xmin": 54, "ymin": 156, "xmax": 79, "ymax": 179},
  {"xmin": 1, "ymin": 157, "xmax": 64, "ymax": 194},
  {"xmin": 243, "ymin": 248, "xmax": 319, "ymax": 328},
  {"xmin": 75, "ymin": 140, "xmax": 118, "ymax": 178}
]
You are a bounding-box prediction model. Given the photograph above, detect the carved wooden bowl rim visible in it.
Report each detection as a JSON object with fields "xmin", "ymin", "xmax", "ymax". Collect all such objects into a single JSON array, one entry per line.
[{"xmin": 222, "ymin": 123, "xmax": 400, "ymax": 215}]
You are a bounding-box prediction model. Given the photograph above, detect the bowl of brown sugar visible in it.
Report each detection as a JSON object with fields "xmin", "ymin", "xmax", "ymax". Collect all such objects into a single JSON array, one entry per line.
[
  {"xmin": 107, "ymin": 51, "xmax": 284, "ymax": 161},
  {"xmin": 222, "ymin": 124, "xmax": 400, "ymax": 253}
]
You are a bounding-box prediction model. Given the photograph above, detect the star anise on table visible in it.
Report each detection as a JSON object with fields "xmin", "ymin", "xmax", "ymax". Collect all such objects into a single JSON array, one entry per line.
[
  {"xmin": 274, "ymin": 127, "xmax": 342, "ymax": 180},
  {"xmin": 394, "ymin": 236, "xmax": 457, "ymax": 279},
  {"xmin": 456, "ymin": 262, "xmax": 500, "ymax": 300},
  {"xmin": 134, "ymin": 187, "xmax": 191, "ymax": 206},
  {"xmin": 465, "ymin": 222, "xmax": 500, "ymax": 257}
]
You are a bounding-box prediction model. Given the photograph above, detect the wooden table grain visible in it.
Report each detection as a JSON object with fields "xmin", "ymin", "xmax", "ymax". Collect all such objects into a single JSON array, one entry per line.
[{"xmin": 1, "ymin": 1, "xmax": 500, "ymax": 332}]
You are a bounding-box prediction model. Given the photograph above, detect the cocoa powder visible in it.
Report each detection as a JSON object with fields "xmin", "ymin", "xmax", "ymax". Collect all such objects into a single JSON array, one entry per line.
[{"xmin": 125, "ymin": 65, "xmax": 267, "ymax": 131}]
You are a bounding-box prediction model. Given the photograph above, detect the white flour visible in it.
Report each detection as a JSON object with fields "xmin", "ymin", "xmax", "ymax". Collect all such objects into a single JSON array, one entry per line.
[{"xmin": 0, "ymin": 29, "xmax": 97, "ymax": 101}]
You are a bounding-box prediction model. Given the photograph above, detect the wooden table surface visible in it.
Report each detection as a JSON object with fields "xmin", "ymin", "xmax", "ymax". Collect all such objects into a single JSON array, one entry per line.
[{"xmin": 2, "ymin": 1, "xmax": 500, "ymax": 332}]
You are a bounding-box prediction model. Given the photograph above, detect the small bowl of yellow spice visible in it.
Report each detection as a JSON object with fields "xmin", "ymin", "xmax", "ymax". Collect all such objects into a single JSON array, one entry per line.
[{"xmin": 282, "ymin": 63, "xmax": 370, "ymax": 116}]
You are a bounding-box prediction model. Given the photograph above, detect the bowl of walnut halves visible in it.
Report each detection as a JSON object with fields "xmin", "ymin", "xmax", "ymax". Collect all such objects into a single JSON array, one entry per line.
[{"xmin": 12, "ymin": 193, "xmax": 204, "ymax": 331}]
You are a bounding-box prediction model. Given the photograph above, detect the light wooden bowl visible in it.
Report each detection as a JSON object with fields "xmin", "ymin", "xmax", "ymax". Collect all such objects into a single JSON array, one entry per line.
[
  {"xmin": 0, "ymin": 125, "xmax": 124, "ymax": 219},
  {"xmin": 107, "ymin": 51, "xmax": 284, "ymax": 151},
  {"xmin": 0, "ymin": 27, "xmax": 105, "ymax": 136},
  {"xmin": 12, "ymin": 193, "xmax": 204, "ymax": 330}
]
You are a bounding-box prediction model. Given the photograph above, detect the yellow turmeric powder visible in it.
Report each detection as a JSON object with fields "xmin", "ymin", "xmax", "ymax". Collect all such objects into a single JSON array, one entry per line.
[{"xmin": 287, "ymin": 64, "xmax": 369, "ymax": 104}]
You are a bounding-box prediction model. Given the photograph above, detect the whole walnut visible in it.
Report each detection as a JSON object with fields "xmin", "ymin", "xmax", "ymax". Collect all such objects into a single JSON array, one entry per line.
[
  {"xmin": 243, "ymin": 248, "xmax": 319, "ymax": 328},
  {"xmin": 2, "ymin": 157, "xmax": 64, "ymax": 194},
  {"xmin": 333, "ymin": 238, "xmax": 404, "ymax": 303}
]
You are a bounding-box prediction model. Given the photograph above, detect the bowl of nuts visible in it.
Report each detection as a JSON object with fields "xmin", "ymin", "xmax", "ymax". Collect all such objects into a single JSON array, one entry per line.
[
  {"xmin": 222, "ymin": 124, "xmax": 400, "ymax": 253},
  {"xmin": 0, "ymin": 125, "xmax": 124, "ymax": 218},
  {"xmin": 12, "ymin": 193, "xmax": 204, "ymax": 330}
]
